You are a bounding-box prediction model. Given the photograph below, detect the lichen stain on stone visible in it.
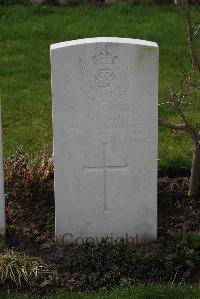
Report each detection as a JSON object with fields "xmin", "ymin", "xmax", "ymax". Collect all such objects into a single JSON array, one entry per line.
[{"xmin": 136, "ymin": 45, "xmax": 155, "ymax": 63}]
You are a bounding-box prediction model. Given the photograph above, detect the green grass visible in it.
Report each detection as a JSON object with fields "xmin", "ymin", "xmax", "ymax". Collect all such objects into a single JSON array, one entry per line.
[
  {"xmin": 1, "ymin": 285, "xmax": 200, "ymax": 298},
  {"xmin": 0, "ymin": 4, "xmax": 199, "ymax": 170}
]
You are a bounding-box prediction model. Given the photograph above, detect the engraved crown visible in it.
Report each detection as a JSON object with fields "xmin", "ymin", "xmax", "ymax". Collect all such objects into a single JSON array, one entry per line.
[{"xmin": 96, "ymin": 51, "xmax": 114, "ymax": 65}]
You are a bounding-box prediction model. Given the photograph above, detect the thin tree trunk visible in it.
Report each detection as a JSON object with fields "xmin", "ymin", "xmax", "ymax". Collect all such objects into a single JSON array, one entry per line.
[{"xmin": 189, "ymin": 142, "xmax": 200, "ymax": 198}]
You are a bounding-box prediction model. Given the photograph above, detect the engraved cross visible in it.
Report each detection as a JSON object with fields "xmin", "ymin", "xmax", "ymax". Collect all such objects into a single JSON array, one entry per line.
[{"xmin": 83, "ymin": 143, "xmax": 128, "ymax": 213}]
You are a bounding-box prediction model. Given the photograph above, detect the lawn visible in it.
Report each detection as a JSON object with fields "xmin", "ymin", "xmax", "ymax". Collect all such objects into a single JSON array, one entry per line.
[
  {"xmin": 1, "ymin": 285, "xmax": 200, "ymax": 299},
  {"xmin": 0, "ymin": 4, "xmax": 199, "ymax": 171}
]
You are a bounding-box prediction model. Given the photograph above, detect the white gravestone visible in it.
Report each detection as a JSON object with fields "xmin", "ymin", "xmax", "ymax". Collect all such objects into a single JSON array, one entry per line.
[
  {"xmin": 51, "ymin": 37, "xmax": 158, "ymax": 244},
  {"xmin": 0, "ymin": 106, "xmax": 5, "ymax": 239}
]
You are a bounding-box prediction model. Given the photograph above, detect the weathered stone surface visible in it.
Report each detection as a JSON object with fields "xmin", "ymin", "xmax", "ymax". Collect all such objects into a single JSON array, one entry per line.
[{"xmin": 51, "ymin": 37, "xmax": 158, "ymax": 244}]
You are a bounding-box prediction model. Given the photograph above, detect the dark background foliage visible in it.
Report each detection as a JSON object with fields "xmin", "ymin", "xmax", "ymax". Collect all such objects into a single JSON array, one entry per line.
[{"xmin": 0, "ymin": 0, "xmax": 199, "ymax": 6}]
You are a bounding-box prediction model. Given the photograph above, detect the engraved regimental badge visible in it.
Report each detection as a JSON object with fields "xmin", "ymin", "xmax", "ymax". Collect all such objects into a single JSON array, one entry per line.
[{"xmin": 80, "ymin": 46, "xmax": 129, "ymax": 103}]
